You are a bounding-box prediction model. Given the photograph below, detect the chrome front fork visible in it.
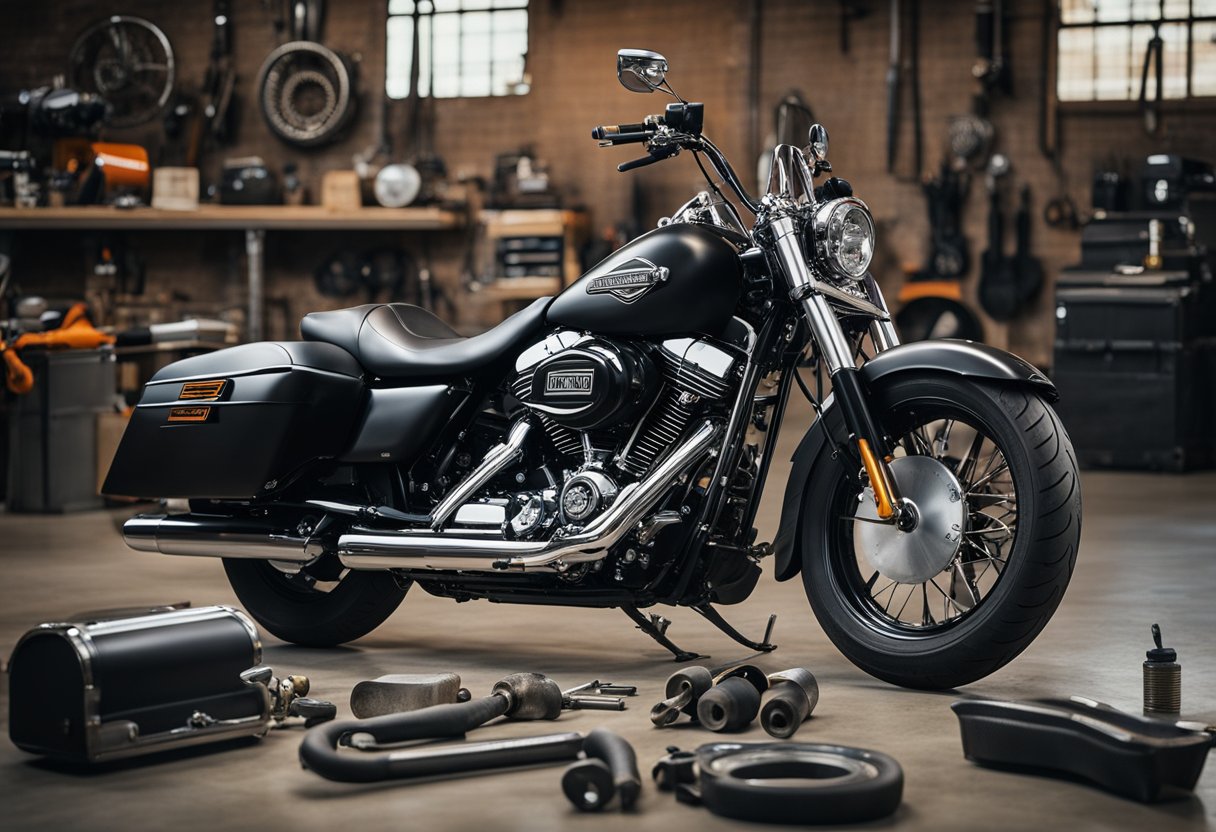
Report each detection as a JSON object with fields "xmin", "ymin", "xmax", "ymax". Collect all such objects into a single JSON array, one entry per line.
[
  {"xmin": 768, "ymin": 213, "xmax": 905, "ymax": 521},
  {"xmin": 769, "ymin": 214, "xmax": 856, "ymax": 373}
]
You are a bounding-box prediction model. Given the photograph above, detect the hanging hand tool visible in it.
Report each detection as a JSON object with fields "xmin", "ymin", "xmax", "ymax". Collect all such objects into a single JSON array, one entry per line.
[
  {"xmin": 838, "ymin": 1, "xmax": 870, "ymax": 55},
  {"xmin": 885, "ymin": 0, "xmax": 902, "ymax": 174},
  {"xmin": 884, "ymin": 0, "xmax": 922, "ymax": 180},
  {"xmin": 1138, "ymin": 0, "xmax": 1165, "ymax": 136}
]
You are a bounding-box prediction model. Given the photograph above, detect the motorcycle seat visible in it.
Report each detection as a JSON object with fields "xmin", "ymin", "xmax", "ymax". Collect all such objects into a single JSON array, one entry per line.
[{"xmin": 300, "ymin": 298, "xmax": 552, "ymax": 378}]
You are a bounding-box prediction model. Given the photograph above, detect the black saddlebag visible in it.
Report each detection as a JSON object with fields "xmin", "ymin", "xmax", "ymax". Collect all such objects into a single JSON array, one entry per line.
[
  {"xmin": 103, "ymin": 342, "xmax": 365, "ymax": 499},
  {"xmin": 8, "ymin": 605, "xmax": 269, "ymax": 763}
]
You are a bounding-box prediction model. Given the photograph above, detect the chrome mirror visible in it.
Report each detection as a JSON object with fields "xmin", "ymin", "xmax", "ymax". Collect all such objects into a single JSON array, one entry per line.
[
  {"xmin": 617, "ymin": 49, "xmax": 668, "ymax": 94},
  {"xmin": 806, "ymin": 123, "xmax": 831, "ymax": 175}
]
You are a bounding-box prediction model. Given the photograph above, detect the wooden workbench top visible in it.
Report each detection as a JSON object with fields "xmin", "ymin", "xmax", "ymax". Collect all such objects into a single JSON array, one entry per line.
[{"xmin": 0, "ymin": 204, "xmax": 464, "ymax": 231}]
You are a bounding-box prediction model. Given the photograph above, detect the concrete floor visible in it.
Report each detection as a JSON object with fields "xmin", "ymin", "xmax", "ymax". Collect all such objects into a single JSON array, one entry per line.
[{"xmin": 1, "ymin": 396, "xmax": 1214, "ymax": 831}]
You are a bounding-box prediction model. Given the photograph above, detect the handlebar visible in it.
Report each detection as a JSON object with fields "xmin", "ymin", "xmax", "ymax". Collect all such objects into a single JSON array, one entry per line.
[{"xmin": 592, "ymin": 110, "xmax": 760, "ymax": 214}]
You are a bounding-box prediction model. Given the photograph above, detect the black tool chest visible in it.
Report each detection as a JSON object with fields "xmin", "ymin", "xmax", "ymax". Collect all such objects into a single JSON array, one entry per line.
[{"xmin": 1054, "ymin": 258, "xmax": 1216, "ymax": 471}]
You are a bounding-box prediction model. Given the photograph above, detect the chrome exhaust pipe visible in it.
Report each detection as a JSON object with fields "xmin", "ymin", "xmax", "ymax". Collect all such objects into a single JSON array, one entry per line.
[
  {"xmin": 123, "ymin": 514, "xmax": 313, "ymax": 562},
  {"xmin": 337, "ymin": 420, "xmax": 719, "ymax": 572}
]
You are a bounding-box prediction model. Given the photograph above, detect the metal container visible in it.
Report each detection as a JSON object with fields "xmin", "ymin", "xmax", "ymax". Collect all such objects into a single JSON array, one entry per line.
[{"xmin": 8, "ymin": 605, "xmax": 270, "ymax": 763}]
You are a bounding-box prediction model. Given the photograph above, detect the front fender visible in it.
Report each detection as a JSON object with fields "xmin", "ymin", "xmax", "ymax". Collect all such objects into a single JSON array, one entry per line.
[{"xmin": 771, "ymin": 340, "xmax": 1054, "ymax": 582}]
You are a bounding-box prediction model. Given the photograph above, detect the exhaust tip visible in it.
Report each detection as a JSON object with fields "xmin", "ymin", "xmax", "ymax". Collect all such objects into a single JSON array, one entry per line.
[{"xmin": 122, "ymin": 515, "xmax": 165, "ymax": 553}]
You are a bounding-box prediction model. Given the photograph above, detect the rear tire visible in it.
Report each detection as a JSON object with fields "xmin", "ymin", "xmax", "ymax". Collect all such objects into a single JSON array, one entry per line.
[
  {"xmin": 801, "ymin": 375, "xmax": 1081, "ymax": 689},
  {"xmin": 223, "ymin": 559, "xmax": 408, "ymax": 647}
]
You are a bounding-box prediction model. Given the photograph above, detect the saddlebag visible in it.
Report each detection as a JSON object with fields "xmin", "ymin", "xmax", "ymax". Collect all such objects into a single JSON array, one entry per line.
[
  {"xmin": 8, "ymin": 605, "xmax": 269, "ymax": 763},
  {"xmin": 102, "ymin": 342, "xmax": 365, "ymax": 499}
]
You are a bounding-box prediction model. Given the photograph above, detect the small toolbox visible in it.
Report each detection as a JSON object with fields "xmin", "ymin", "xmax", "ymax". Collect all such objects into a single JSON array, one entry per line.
[{"xmin": 8, "ymin": 605, "xmax": 270, "ymax": 763}]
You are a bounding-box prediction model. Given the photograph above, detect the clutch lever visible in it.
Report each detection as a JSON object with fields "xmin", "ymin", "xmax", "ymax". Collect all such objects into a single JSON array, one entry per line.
[{"xmin": 618, "ymin": 145, "xmax": 679, "ymax": 172}]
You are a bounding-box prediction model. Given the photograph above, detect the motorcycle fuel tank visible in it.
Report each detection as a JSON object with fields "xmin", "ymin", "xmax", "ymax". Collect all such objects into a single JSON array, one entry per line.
[{"xmin": 546, "ymin": 223, "xmax": 743, "ymax": 337}]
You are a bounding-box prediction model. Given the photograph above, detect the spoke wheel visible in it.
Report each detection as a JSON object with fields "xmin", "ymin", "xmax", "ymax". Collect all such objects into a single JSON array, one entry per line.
[
  {"xmin": 844, "ymin": 407, "xmax": 1018, "ymax": 632},
  {"xmin": 800, "ymin": 374, "xmax": 1081, "ymax": 690}
]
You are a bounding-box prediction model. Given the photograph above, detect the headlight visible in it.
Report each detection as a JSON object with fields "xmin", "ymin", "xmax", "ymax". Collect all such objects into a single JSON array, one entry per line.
[{"xmin": 809, "ymin": 198, "xmax": 875, "ymax": 282}]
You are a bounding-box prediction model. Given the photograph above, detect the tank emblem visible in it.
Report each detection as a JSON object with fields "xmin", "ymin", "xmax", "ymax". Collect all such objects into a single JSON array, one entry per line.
[
  {"xmin": 545, "ymin": 369, "xmax": 594, "ymax": 396},
  {"xmin": 586, "ymin": 257, "xmax": 670, "ymax": 303}
]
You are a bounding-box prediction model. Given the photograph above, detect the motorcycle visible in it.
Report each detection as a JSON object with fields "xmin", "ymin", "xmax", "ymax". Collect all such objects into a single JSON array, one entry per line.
[{"xmin": 105, "ymin": 50, "xmax": 1080, "ymax": 689}]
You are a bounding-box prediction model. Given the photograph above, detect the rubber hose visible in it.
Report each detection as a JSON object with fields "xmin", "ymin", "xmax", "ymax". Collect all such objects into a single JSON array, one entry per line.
[
  {"xmin": 697, "ymin": 677, "xmax": 762, "ymax": 732},
  {"xmin": 299, "ymin": 695, "xmax": 509, "ymax": 782},
  {"xmin": 585, "ymin": 728, "xmax": 642, "ymax": 809}
]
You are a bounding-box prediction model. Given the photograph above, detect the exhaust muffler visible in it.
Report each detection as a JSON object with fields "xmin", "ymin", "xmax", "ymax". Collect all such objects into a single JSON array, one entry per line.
[
  {"xmin": 122, "ymin": 420, "xmax": 718, "ymax": 574},
  {"xmin": 123, "ymin": 515, "xmax": 314, "ymax": 562}
]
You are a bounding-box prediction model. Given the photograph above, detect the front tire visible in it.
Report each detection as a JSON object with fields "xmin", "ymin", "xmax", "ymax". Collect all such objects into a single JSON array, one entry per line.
[
  {"xmin": 801, "ymin": 375, "xmax": 1081, "ymax": 689},
  {"xmin": 223, "ymin": 559, "xmax": 408, "ymax": 647}
]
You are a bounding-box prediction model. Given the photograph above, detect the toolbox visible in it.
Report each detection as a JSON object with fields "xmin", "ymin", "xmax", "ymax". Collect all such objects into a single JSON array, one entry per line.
[
  {"xmin": 6, "ymin": 348, "xmax": 115, "ymax": 512},
  {"xmin": 1054, "ymin": 343, "xmax": 1215, "ymax": 471},
  {"xmin": 8, "ymin": 605, "xmax": 269, "ymax": 763}
]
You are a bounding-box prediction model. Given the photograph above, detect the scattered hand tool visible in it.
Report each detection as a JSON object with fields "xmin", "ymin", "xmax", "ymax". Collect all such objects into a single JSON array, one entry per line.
[
  {"xmin": 562, "ymin": 680, "xmax": 638, "ymax": 711},
  {"xmin": 299, "ymin": 672, "xmax": 565, "ymax": 782},
  {"xmin": 349, "ymin": 672, "xmax": 470, "ymax": 718},
  {"xmin": 241, "ymin": 666, "xmax": 336, "ymax": 727},
  {"xmin": 561, "ymin": 728, "xmax": 642, "ymax": 812}
]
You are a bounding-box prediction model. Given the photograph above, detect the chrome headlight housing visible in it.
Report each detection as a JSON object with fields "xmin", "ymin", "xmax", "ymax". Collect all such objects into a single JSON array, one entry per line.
[{"xmin": 808, "ymin": 197, "xmax": 875, "ymax": 282}]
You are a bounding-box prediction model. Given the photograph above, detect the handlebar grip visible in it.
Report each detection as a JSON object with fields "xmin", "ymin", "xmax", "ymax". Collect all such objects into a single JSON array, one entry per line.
[{"xmin": 591, "ymin": 122, "xmax": 650, "ymax": 140}]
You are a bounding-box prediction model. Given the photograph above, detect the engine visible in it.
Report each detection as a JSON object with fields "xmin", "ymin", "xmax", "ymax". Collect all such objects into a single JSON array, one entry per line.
[{"xmin": 510, "ymin": 330, "xmax": 739, "ymax": 525}]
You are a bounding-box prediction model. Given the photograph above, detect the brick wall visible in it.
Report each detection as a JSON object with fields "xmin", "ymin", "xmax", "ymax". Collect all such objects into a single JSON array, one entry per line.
[{"xmin": 3, "ymin": 0, "xmax": 1214, "ymax": 362}]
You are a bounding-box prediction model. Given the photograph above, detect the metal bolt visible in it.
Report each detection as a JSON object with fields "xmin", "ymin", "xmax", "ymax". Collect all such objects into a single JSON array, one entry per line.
[{"xmin": 515, "ymin": 472, "xmax": 527, "ymax": 483}]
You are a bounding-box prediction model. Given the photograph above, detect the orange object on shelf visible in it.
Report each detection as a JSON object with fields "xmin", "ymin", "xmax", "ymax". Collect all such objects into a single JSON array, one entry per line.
[{"xmin": 90, "ymin": 143, "xmax": 150, "ymax": 190}]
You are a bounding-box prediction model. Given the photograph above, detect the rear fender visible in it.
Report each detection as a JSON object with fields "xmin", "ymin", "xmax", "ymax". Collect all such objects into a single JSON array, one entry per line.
[{"xmin": 771, "ymin": 340, "xmax": 1055, "ymax": 581}]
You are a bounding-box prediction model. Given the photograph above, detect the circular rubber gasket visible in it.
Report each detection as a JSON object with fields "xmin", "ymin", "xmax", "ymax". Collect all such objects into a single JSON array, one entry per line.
[{"xmin": 696, "ymin": 742, "xmax": 903, "ymax": 825}]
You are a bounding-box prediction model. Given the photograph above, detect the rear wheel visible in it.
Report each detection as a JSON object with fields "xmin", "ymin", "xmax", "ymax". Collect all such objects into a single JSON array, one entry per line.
[
  {"xmin": 801, "ymin": 375, "xmax": 1080, "ymax": 689},
  {"xmin": 223, "ymin": 558, "xmax": 408, "ymax": 647}
]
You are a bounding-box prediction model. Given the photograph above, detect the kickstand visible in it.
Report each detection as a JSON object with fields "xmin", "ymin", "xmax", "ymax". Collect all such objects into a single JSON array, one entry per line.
[
  {"xmin": 692, "ymin": 605, "xmax": 778, "ymax": 654},
  {"xmin": 621, "ymin": 606, "xmax": 706, "ymax": 662}
]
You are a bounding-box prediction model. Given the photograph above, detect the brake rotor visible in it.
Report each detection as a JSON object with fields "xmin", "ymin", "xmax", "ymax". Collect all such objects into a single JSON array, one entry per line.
[{"xmin": 854, "ymin": 455, "xmax": 966, "ymax": 584}]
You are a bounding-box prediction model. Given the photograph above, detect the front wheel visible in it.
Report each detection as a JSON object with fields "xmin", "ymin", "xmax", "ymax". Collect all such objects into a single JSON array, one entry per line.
[
  {"xmin": 223, "ymin": 558, "xmax": 408, "ymax": 647},
  {"xmin": 801, "ymin": 375, "xmax": 1081, "ymax": 689}
]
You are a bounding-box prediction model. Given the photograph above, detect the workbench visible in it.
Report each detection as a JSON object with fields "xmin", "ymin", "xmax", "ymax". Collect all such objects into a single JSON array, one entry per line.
[{"xmin": 0, "ymin": 205, "xmax": 465, "ymax": 340}]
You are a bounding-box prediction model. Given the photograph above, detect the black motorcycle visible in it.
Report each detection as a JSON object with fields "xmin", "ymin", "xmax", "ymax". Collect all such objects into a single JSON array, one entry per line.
[{"xmin": 106, "ymin": 50, "xmax": 1080, "ymax": 689}]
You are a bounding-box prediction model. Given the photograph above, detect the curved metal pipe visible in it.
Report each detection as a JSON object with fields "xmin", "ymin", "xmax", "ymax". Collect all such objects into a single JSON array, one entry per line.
[
  {"xmin": 429, "ymin": 420, "xmax": 531, "ymax": 530},
  {"xmin": 337, "ymin": 420, "xmax": 719, "ymax": 572}
]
